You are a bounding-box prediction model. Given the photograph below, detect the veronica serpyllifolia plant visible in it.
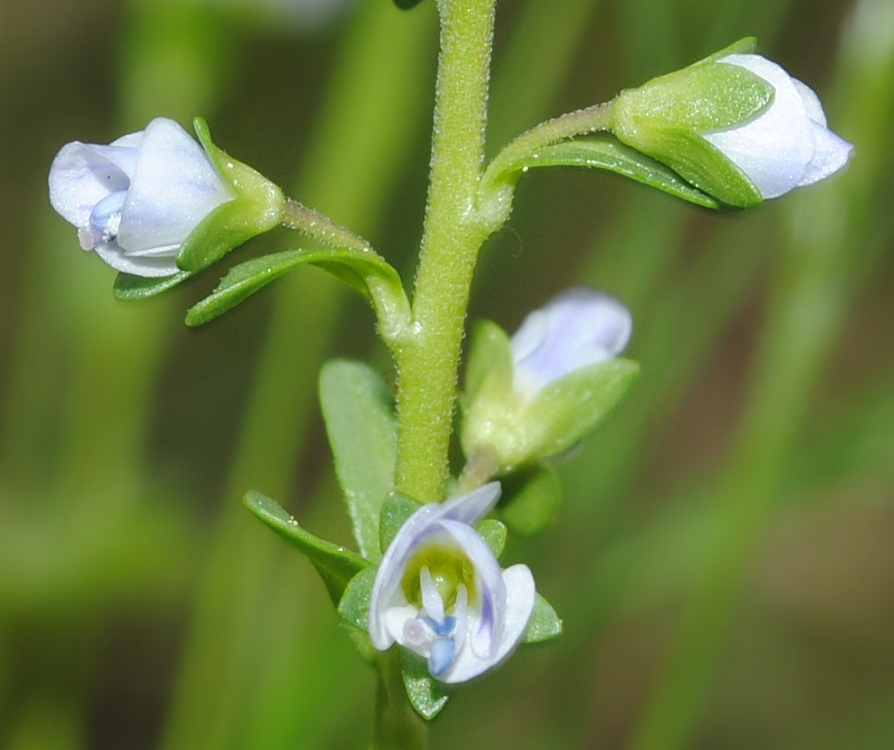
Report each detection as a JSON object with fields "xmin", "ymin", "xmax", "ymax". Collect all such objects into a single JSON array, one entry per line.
[{"xmin": 48, "ymin": 4, "xmax": 853, "ymax": 745}]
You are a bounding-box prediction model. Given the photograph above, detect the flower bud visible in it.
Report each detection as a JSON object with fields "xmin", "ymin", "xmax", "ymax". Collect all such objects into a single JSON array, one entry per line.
[
  {"xmin": 611, "ymin": 39, "xmax": 853, "ymax": 206},
  {"xmin": 49, "ymin": 117, "xmax": 284, "ymax": 278},
  {"xmin": 461, "ymin": 289, "xmax": 638, "ymax": 473}
]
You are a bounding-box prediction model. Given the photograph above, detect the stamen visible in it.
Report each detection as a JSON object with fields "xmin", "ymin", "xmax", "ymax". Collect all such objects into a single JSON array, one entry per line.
[
  {"xmin": 419, "ymin": 566, "xmax": 446, "ymax": 621},
  {"xmin": 88, "ymin": 190, "xmax": 127, "ymax": 245},
  {"xmin": 428, "ymin": 637, "xmax": 456, "ymax": 677}
]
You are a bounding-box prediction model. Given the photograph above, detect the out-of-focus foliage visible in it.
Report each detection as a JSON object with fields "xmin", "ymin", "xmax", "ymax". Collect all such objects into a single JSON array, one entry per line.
[{"xmin": 1, "ymin": 0, "xmax": 892, "ymax": 748}]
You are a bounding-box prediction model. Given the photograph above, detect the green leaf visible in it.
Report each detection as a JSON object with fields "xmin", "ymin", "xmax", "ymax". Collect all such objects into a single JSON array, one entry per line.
[
  {"xmin": 244, "ymin": 490, "xmax": 369, "ymax": 604},
  {"xmin": 379, "ymin": 492, "xmax": 423, "ymax": 555},
  {"xmin": 506, "ymin": 137, "xmax": 722, "ymax": 209},
  {"xmin": 476, "ymin": 519, "xmax": 507, "ymax": 559},
  {"xmin": 320, "ymin": 361, "xmax": 397, "ymax": 562},
  {"xmin": 337, "ymin": 567, "xmax": 378, "ymax": 661},
  {"xmin": 184, "ymin": 247, "xmax": 405, "ymax": 327},
  {"xmin": 113, "ymin": 270, "xmax": 193, "ymax": 300},
  {"xmin": 176, "ymin": 200, "xmax": 273, "ymax": 273},
  {"xmin": 402, "ymin": 652, "xmax": 450, "ymax": 720},
  {"xmin": 499, "ymin": 464, "xmax": 562, "ymax": 536},
  {"xmin": 523, "ymin": 593, "xmax": 563, "ymax": 644}
]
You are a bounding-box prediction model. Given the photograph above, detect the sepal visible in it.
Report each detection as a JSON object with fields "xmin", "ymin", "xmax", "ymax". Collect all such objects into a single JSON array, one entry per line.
[
  {"xmin": 522, "ymin": 594, "xmax": 563, "ymax": 644},
  {"xmin": 176, "ymin": 118, "xmax": 285, "ymax": 273}
]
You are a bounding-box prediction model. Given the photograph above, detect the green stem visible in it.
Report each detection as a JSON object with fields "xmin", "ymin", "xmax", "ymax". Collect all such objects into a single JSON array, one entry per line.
[
  {"xmin": 374, "ymin": 651, "xmax": 428, "ymax": 750},
  {"xmin": 281, "ymin": 197, "xmax": 371, "ymax": 253},
  {"xmin": 392, "ymin": 0, "xmax": 497, "ymax": 504}
]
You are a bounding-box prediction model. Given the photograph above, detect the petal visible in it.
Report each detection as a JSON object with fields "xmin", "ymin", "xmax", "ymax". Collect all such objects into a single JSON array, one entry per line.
[
  {"xmin": 368, "ymin": 502, "xmax": 445, "ymax": 649},
  {"xmin": 798, "ymin": 121, "xmax": 853, "ymax": 187},
  {"xmin": 440, "ymin": 565, "xmax": 535, "ymax": 684},
  {"xmin": 704, "ymin": 54, "xmax": 815, "ymax": 198},
  {"xmin": 438, "ymin": 482, "xmax": 502, "ymax": 526},
  {"xmin": 439, "ymin": 519, "xmax": 506, "ymax": 658},
  {"xmin": 385, "ymin": 604, "xmax": 422, "ymax": 651},
  {"xmin": 512, "ymin": 289, "xmax": 632, "ymax": 390},
  {"xmin": 92, "ymin": 242, "xmax": 181, "ymax": 278},
  {"xmin": 792, "ymin": 78, "xmax": 828, "ymax": 127},
  {"xmin": 116, "ymin": 117, "xmax": 233, "ymax": 254},
  {"xmin": 49, "ymin": 141, "xmax": 139, "ymax": 227}
]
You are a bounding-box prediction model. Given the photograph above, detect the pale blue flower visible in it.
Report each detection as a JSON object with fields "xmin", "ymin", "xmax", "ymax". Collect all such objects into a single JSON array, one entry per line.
[
  {"xmin": 49, "ymin": 117, "xmax": 233, "ymax": 277},
  {"xmin": 510, "ymin": 288, "xmax": 632, "ymax": 395},
  {"xmin": 369, "ymin": 483, "xmax": 535, "ymax": 683}
]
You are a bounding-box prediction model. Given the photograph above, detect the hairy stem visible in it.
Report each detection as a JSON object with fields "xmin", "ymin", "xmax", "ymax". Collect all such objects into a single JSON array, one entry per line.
[{"xmin": 392, "ymin": 0, "xmax": 497, "ymax": 504}]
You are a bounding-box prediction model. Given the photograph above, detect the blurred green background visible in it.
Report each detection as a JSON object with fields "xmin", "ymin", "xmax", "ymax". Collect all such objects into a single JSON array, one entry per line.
[{"xmin": 1, "ymin": 0, "xmax": 893, "ymax": 747}]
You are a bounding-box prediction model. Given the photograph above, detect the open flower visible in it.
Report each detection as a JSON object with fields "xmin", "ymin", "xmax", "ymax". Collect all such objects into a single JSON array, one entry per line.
[
  {"xmin": 368, "ymin": 483, "xmax": 536, "ymax": 683},
  {"xmin": 510, "ymin": 288, "xmax": 632, "ymax": 396},
  {"xmin": 49, "ymin": 117, "xmax": 234, "ymax": 277},
  {"xmin": 701, "ymin": 54, "xmax": 853, "ymax": 199}
]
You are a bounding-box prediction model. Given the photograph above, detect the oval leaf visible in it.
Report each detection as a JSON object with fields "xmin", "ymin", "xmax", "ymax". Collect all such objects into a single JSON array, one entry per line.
[
  {"xmin": 320, "ymin": 361, "xmax": 398, "ymax": 562},
  {"xmin": 244, "ymin": 490, "xmax": 368, "ymax": 604}
]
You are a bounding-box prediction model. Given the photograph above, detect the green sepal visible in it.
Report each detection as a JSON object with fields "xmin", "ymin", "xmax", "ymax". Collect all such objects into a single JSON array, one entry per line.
[
  {"xmin": 176, "ymin": 118, "xmax": 285, "ymax": 273},
  {"xmin": 488, "ymin": 137, "xmax": 722, "ymax": 209},
  {"xmin": 522, "ymin": 593, "xmax": 563, "ymax": 644},
  {"xmin": 113, "ymin": 270, "xmax": 194, "ymax": 300},
  {"xmin": 401, "ymin": 652, "xmax": 450, "ymax": 720},
  {"xmin": 613, "ymin": 128, "xmax": 762, "ymax": 208},
  {"xmin": 184, "ymin": 246, "xmax": 405, "ymax": 327},
  {"xmin": 379, "ymin": 493, "xmax": 422, "ymax": 555},
  {"xmin": 476, "ymin": 519, "xmax": 507, "ymax": 559},
  {"xmin": 462, "ymin": 320, "xmax": 514, "ymax": 407},
  {"xmin": 337, "ymin": 567, "xmax": 378, "ymax": 662},
  {"xmin": 320, "ymin": 361, "xmax": 397, "ymax": 563},
  {"xmin": 698, "ymin": 36, "xmax": 758, "ymax": 63},
  {"xmin": 524, "ymin": 357, "xmax": 640, "ymax": 458},
  {"xmin": 614, "ymin": 57, "xmax": 774, "ymax": 133},
  {"xmin": 499, "ymin": 464, "xmax": 562, "ymax": 537},
  {"xmin": 243, "ymin": 490, "xmax": 369, "ymax": 605}
]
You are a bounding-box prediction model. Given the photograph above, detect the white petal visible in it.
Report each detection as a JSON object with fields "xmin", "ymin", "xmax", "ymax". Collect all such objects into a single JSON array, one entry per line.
[
  {"xmin": 438, "ymin": 482, "xmax": 502, "ymax": 526},
  {"xmin": 705, "ymin": 54, "xmax": 815, "ymax": 198},
  {"xmin": 92, "ymin": 243, "xmax": 181, "ymax": 277},
  {"xmin": 439, "ymin": 519, "xmax": 506, "ymax": 658},
  {"xmin": 49, "ymin": 142, "xmax": 138, "ymax": 227},
  {"xmin": 384, "ymin": 604, "xmax": 420, "ymax": 651},
  {"xmin": 440, "ymin": 565, "xmax": 535, "ymax": 684},
  {"xmin": 792, "ymin": 78, "xmax": 828, "ymax": 127},
  {"xmin": 368, "ymin": 502, "xmax": 444, "ymax": 649},
  {"xmin": 798, "ymin": 121, "xmax": 854, "ymax": 187},
  {"xmin": 116, "ymin": 117, "xmax": 233, "ymax": 254},
  {"xmin": 512, "ymin": 289, "xmax": 632, "ymax": 391}
]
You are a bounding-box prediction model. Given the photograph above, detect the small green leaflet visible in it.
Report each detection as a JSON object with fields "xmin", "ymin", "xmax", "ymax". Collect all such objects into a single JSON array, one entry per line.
[
  {"xmin": 185, "ymin": 246, "xmax": 404, "ymax": 327},
  {"xmin": 244, "ymin": 490, "xmax": 368, "ymax": 604},
  {"xmin": 523, "ymin": 594, "xmax": 563, "ymax": 644},
  {"xmin": 113, "ymin": 270, "xmax": 193, "ymax": 300}
]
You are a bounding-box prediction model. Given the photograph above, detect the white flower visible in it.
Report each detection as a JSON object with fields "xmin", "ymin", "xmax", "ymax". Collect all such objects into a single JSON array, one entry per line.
[
  {"xmin": 368, "ymin": 483, "xmax": 536, "ymax": 683},
  {"xmin": 49, "ymin": 117, "xmax": 234, "ymax": 277},
  {"xmin": 703, "ymin": 54, "xmax": 853, "ymax": 199},
  {"xmin": 510, "ymin": 288, "xmax": 632, "ymax": 395}
]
